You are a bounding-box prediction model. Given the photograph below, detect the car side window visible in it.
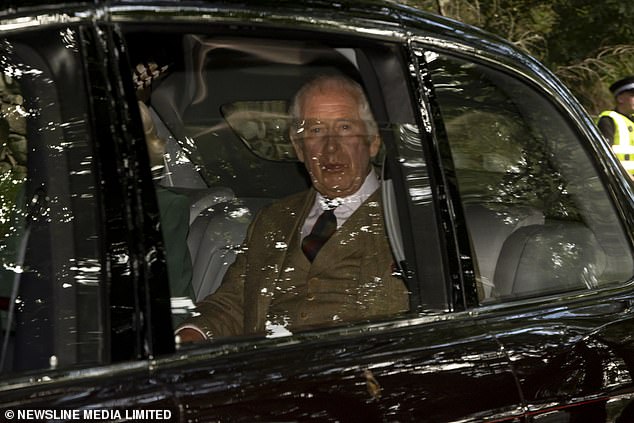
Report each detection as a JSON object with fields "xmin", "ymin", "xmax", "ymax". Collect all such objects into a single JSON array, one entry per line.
[
  {"xmin": 124, "ymin": 31, "xmax": 419, "ymax": 341},
  {"xmin": 426, "ymin": 51, "xmax": 634, "ymax": 303},
  {"xmin": 0, "ymin": 29, "xmax": 104, "ymax": 374}
]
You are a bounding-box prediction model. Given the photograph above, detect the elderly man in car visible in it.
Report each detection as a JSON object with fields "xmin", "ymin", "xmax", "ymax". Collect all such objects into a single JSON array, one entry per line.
[{"xmin": 177, "ymin": 75, "xmax": 409, "ymax": 341}]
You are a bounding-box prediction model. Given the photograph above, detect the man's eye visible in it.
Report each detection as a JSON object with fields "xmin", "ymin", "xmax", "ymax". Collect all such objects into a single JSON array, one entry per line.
[
  {"xmin": 309, "ymin": 126, "xmax": 325, "ymax": 135},
  {"xmin": 336, "ymin": 122, "xmax": 358, "ymax": 133}
]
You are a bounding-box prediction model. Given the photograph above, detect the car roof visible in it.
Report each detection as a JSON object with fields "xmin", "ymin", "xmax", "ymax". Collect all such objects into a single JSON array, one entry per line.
[
  {"xmin": 0, "ymin": 0, "xmax": 546, "ymax": 79},
  {"xmin": 0, "ymin": 0, "xmax": 508, "ymax": 50}
]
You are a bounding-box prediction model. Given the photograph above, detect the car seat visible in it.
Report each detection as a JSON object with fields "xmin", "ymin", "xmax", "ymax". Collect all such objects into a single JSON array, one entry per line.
[{"xmin": 493, "ymin": 220, "xmax": 607, "ymax": 298}]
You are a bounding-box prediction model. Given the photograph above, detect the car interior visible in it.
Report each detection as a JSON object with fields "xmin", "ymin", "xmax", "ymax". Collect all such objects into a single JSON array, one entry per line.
[{"xmin": 124, "ymin": 30, "xmax": 417, "ymax": 310}]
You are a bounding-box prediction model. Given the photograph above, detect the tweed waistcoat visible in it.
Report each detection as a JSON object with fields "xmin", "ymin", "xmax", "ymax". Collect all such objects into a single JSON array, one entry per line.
[{"xmin": 184, "ymin": 188, "xmax": 409, "ymax": 338}]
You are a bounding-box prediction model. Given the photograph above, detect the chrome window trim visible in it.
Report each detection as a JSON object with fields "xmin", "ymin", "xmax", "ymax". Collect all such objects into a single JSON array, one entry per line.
[
  {"xmin": 0, "ymin": 12, "xmax": 88, "ymax": 33},
  {"xmin": 0, "ymin": 359, "xmax": 148, "ymax": 393},
  {"xmin": 108, "ymin": 4, "xmax": 408, "ymax": 43},
  {"xmin": 469, "ymin": 277, "xmax": 634, "ymax": 317}
]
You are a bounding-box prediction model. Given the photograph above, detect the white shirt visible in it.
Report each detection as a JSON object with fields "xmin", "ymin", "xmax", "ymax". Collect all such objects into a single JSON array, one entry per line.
[{"xmin": 300, "ymin": 171, "xmax": 380, "ymax": 239}]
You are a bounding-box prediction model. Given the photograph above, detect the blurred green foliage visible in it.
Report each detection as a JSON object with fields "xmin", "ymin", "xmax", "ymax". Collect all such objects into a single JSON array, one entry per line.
[
  {"xmin": 0, "ymin": 75, "xmax": 27, "ymax": 255},
  {"xmin": 401, "ymin": 0, "xmax": 634, "ymax": 115}
]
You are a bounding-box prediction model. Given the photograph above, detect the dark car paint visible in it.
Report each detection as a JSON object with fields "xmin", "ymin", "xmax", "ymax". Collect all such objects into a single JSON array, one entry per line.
[
  {"xmin": 0, "ymin": 2, "xmax": 634, "ymax": 422},
  {"xmin": 164, "ymin": 320, "xmax": 522, "ymax": 422},
  {"xmin": 1, "ymin": 316, "xmax": 523, "ymax": 422},
  {"xmin": 488, "ymin": 295, "xmax": 634, "ymax": 420}
]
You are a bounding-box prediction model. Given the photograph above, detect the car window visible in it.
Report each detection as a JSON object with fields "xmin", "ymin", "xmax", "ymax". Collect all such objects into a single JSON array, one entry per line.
[
  {"xmin": 0, "ymin": 29, "xmax": 103, "ymax": 374},
  {"xmin": 426, "ymin": 51, "xmax": 634, "ymax": 302},
  {"xmin": 124, "ymin": 30, "xmax": 421, "ymax": 341}
]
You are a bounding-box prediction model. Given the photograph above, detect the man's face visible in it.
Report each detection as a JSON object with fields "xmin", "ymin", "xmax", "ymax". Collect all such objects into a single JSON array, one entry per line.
[
  {"xmin": 292, "ymin": 88, "xmax": 380, "ymax": 198},
  {"xmin": 617, "ymin": 90, "xmax": 634, "ymax": 114}
]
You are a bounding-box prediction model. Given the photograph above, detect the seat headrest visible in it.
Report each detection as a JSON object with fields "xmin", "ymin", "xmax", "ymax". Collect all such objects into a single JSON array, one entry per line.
[{"xmin": 494, "ymin": 221, "xmax": 606, "ymax": 298}]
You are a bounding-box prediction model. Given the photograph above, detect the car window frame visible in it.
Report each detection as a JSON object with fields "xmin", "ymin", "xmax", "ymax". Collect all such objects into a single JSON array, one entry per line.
[
  {"xmin": 100, "ymin": 22, "xmax": 176, "ymax": 360},
  {"xmin": 112, "ymin": 18, "xmax": 459, "ymax": 351},
  {"xmin": 405, "ymin": 42, "xmax": 476, "ymax": 312}
]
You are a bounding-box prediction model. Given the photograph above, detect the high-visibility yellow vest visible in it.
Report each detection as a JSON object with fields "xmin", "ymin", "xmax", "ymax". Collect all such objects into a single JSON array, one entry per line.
[{"xmin": 598, "ymin": 110, "xmax": 634, "ymax": 175}]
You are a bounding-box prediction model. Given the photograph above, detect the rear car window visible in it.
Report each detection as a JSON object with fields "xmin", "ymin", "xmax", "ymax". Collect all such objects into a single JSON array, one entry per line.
[
  {"xmin": 124, "ymin": 30, "xmax": 420, "ymax": 337},
  {"xmin": 427, "ymin": 50, "xmax": 634, "ymax": 302},
  {"xmin": 0, "ymin": 28, "xmax": 103, "ymax": 374}
]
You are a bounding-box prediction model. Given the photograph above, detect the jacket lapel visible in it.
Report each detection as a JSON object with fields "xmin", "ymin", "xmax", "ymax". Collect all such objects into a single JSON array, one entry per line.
[
  {"xmin": 268, "ymin": 189, "xmax": 315, "ymax": 274},
  {"xmin": 248, "ymin": 189, "xmax": 315, "ymax": 333}
]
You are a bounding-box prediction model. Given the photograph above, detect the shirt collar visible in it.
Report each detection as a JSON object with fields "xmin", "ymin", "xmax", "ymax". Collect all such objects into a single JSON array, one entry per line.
[{"xmin": 315, "ymin": 170, "xmax": 379, "ymax": 212}]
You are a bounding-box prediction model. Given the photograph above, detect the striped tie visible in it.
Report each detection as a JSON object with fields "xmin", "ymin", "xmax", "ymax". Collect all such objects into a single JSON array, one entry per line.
[{"xmin": 301, "ymin": 208, "xmax": 337, "ymax": 262}]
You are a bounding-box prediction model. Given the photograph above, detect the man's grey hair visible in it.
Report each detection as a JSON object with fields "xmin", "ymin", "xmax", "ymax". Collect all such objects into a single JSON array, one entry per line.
[{"xmin": 289, "ymin": 74, "xmax": 379, "ymax": 141}]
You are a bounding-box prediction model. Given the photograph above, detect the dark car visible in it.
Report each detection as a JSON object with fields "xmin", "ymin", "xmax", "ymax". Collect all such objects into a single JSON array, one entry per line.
[{"xmin": 1, "ymin": 1, "xmax": 634, "ymax": 422}]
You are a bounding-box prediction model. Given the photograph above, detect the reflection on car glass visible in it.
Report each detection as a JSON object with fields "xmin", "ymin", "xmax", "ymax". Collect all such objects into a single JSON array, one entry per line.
[
  {"xmin": 221, "ymin": 100, "xmax": 296, "ymax": 161},
  {"xmin": 0, "ymin": 73, "xmax": 27, "ymax": 373},
  {"xmin": 429, "ymin": 51, "xmax": 633, "ymax": 302}
]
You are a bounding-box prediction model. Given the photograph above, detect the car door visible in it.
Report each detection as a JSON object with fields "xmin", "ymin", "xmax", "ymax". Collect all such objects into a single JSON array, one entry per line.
[
  {"xmin": 419, "ymin": 40, "xmax": 634, "ymax": 422},
  {"xmin": 113, "ymin": 5, "xmax": 526, "ymax": 422},
  {"xmin": 0, "ymin": 7, "xmax": 178, "ymax": 416}
]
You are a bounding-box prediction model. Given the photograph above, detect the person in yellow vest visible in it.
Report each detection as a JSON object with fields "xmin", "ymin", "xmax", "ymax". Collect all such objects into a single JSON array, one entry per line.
[{"xmin": 597, "ymin": 76, "xmax": 634, "ymax": 177}]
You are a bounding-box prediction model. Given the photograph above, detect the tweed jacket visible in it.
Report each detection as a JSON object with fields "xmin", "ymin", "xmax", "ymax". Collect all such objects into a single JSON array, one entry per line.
[{"xmin": 184, "ymin": 188, "xmax": 409, "ymax": 338}]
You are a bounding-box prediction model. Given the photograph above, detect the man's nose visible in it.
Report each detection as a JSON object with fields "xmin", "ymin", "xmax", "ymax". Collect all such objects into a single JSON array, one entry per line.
[{"xmin": 323, "ymin": 134, "xmax": 338, "ymax": 152}]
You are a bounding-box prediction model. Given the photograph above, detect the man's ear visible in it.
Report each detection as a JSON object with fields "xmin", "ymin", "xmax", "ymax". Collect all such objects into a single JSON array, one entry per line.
[
  {"xmin": 291, "ymin": 135, "xmax": 305, "ymax": 163},
  {"xmin": 369, "ymin": 135, "xmax": 381, "ymax": 158}
]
